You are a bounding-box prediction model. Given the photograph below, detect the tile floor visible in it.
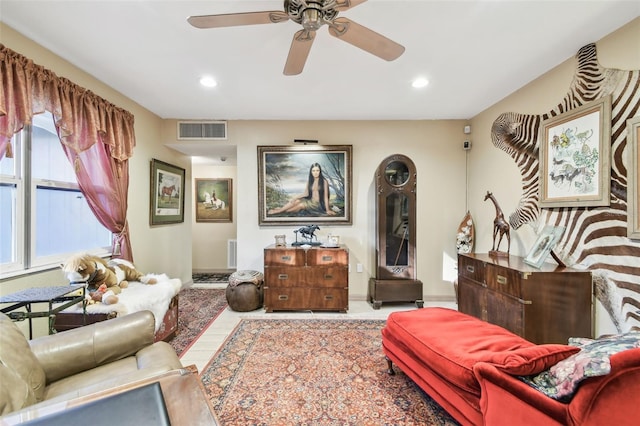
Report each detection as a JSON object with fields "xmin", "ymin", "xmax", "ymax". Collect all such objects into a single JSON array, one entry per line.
[{"xmin": 180, "ymin": 283, "xmax": 457, "ymax": 372}]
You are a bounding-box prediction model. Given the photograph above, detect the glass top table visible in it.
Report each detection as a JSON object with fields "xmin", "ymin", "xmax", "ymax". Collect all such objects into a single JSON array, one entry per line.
[{"xmin": 0, "ymin": 285, "xmax": 86, "ymax": 339}]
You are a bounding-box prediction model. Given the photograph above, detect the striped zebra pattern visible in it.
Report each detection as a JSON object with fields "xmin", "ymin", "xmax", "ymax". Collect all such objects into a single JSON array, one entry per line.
[{"xmin": 491, "ymin": 43, "xmax": 640, "ymax": 332}]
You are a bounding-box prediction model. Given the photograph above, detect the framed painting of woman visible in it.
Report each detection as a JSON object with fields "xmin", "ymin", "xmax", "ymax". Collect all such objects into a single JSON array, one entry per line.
[{"xmin": 258, "ymin": 145, "xmax": 352, "ymax": 226}]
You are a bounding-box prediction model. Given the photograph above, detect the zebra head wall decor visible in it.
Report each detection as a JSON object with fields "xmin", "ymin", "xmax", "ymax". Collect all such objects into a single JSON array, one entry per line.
[{"xmin": 491, "ymin": 43, "xmax": 640, "ymax": 333}]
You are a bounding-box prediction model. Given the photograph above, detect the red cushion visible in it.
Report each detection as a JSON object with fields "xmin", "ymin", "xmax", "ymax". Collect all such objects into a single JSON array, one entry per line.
[
  {"xmin": 383, "ymin": 308, "xmax": 540, "ymax": 394},
  {"xmin": 492, "ymin": 345, "xmax": 580, "ymax": 375}
]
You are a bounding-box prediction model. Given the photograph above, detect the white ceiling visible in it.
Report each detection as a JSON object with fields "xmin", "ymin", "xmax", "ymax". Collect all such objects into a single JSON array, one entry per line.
[{"xmin": 2, "ymin": 0, "xmax": 638, "ymax": 163}]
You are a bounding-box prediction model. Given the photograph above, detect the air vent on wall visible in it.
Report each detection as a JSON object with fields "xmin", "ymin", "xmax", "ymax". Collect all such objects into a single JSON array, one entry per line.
[
  {"xmin": 177, "ymin": 121, "xmax": 227, "ymax": 140},
  {"xmin": 227, "ymin": 239, "xmax": 237, "ymax": 269}
]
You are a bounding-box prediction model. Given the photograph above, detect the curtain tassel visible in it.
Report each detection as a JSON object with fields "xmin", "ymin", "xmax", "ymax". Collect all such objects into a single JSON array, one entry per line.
[{"xmin": 112, "ymin": 233, "xmax": 122, "ymax": 256}]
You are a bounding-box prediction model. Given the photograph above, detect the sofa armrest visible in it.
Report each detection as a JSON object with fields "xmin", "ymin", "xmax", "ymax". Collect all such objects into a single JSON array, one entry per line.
[
  {"xmin": 30, "ymin": 310, "xmax": 156, "ymax": 383},
  {"xmin": 567, "ymin": 348, "xmax": 640, "ymax": 426},
  {"xmin": 473, "ymin": 362, "xmax": 566, "ymax": 426}
]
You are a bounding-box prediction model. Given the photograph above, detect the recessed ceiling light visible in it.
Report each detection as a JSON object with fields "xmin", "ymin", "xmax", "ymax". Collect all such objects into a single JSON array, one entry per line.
[
  {"xmin": 200, "ymin": 75, "xmax": 217, "ymax": 88},
  {"xmin": 412, "ymin": 77, "xmax": 429, "ymax": 89}
]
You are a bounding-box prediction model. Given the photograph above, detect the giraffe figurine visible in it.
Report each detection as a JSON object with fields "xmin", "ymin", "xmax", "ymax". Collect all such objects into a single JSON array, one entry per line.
[{"xmin": 484, "ymin": 191, "xmax": 510, "ymax": 256}]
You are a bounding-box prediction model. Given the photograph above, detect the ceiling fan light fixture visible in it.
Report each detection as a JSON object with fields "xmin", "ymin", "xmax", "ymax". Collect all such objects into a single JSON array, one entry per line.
[
  {"xmin": 199, "ymin": 75, "xmax": 218, "ymax": 88},
  {"xmin": 412, "ymin": 77, "xmax": 429, "ymax": 89},
  {"xmin": 302, "ymin": 8, "xmax": 323, "ymax": 31}
]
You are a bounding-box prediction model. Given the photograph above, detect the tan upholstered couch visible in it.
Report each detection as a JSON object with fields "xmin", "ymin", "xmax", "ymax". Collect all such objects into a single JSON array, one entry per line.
[{"xmin": 0, "ymin": 310, "xmax": 183, "ymax": 417}]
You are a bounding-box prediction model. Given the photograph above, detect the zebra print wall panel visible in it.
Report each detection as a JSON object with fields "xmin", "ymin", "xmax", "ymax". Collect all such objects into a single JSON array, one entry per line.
[{"xmin": 491, "ymin": 43, "xmax": 640, "ymax": 333}]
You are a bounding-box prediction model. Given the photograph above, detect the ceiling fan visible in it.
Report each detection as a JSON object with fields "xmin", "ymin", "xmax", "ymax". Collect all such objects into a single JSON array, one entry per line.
[{"xmin": 187, "ymin": 0, "xmax": 405, "ymax": 75}]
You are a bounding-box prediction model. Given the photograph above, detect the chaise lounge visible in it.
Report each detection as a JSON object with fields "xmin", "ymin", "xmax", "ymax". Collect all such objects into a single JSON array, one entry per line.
[{"xmin": 382, "ymin": 307, "xmax": 640, "ymax": 426}]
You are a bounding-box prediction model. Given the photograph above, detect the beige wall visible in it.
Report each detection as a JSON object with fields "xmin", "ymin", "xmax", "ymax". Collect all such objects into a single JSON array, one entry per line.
[
  {"xmin": 164, "ymin": 119, "xmax": 468, "ymax": 300},
  {"xmin": 468, "ymin": 18, "xmax": 640, "ymax": 335},
  {"xmin": 190, "ymin": 161, "xmax": 238, "ymax": 272}
]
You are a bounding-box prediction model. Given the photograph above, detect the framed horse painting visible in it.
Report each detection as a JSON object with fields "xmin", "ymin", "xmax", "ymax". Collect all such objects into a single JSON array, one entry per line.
[
  {"xmin": 195, "ymin": 178, "xmax": 233, "ymax": 223},
  {"xmin": 258, "ymin": 145, "xmax": 353, "ymax": 226},
  {"xmin": 150, "ymin": 159, "xmax": 186, "ymax": 225}
]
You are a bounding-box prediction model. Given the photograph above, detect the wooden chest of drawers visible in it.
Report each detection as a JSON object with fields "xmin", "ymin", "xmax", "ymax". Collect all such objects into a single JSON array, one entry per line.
[
  {"xmin": 264, "ymin": 245, "xmax": 349, "ymax": 312},
  {"xmin": 457, "ymin": 253, "xmax": 593, "ymax": 344}
]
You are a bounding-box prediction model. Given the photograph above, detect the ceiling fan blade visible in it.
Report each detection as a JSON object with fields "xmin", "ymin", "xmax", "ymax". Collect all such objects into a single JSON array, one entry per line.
[
  {"xmin": 284, "ymin": 29, "xmax": 316, "ymax": 76},
  {"xmin": 328, "ymin": 17, "xmax": 404, "ymax": 61},
  {"xmin": 188, "ymin": 11, "xmax": 289, "ymax": 29},
  {"xmin": 335, "ymin": 0, "xmax": 368, "ymax": 11}
]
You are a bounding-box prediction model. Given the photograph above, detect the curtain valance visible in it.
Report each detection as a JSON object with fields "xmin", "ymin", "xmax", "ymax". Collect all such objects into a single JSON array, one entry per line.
[{"xmin": 0, "ymin": 44, "xmax": 135, "ymax": 160}]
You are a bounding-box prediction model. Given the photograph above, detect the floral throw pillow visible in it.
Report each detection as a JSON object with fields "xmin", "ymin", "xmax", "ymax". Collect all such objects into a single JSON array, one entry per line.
[{"xmin": 520, "ymin": 332, "xmax": 640, "ymax": 401}]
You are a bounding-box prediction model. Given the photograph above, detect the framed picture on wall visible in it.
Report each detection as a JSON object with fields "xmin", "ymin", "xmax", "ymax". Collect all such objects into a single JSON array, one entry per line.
[
  {"xmin": 539, "ymin": 96, "xmax": 611, "ymax": 208},
  {"xmin": 258, "ymin": 145, "xmax": 352, "ymax": 226},
  {"xmin": 628, "ymin": 115, "xmax": 640, "ymax": 239},
  {"xmin": 195, "ymin": 178, "xmax": 233, "ymax": 223},
  {"xmin": 150, "ymin": 159, "xmax": 185, "ymax": 225}
]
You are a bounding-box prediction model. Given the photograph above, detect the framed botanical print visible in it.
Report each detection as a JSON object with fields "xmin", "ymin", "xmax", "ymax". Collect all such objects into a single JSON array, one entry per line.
[
  {"xmin": 150, "ymin": 159, "xmax": 185, "ymax": 225},
  {"xmin": 195, "ymin": 178, "xmax": 232, "ymax": 223},
  {"xmin": 257, "ymin": 145, "xmax": 352, "ymax": 226},
  {"xmin": 539, "ymin": 96, "xmax": 611, "ymax": 208},
  {"xmin": 628, "ymin": 115, "xmax": 640, "ymax": 239}
]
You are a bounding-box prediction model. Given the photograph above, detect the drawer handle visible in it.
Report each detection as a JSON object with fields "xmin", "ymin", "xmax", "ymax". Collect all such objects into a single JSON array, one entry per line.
[
  {"xmin": 496, "ymin": 275, "xmax": 508, "ymax": 285},
  {"xmin": 278, "ymin": 295, "xmax": 288, "ymax": 301},
  {"xmin": 324, "ymin": 274, "xmax": 333, "ymax": 280},
  {"xmin": 322, "ymin": 255, "xmax": 333, "ymax": 261},
  {"xmin": 281, "ymin": 255, "xmax": 291, "ymax": 261},
  {"xmin": 466, "ymin": 265, "xmax": 475, "ymax": 273},
  {"xmin": 278, "ymin": 274, "xmax": 288, "ymax": 280},
  {"xmin": 324, "ymin": 295, "xmax": 333, "ymax": 300}
]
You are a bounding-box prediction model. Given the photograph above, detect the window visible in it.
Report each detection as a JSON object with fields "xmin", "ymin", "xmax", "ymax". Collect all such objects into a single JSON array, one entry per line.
[{"xmin": 0, "ymin": 111, "xmax": 111, "ymax": 276}]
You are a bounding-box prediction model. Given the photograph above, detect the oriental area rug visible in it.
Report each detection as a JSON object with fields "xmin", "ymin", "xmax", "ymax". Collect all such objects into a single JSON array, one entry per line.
[
  {"xmin": 167, "ymin": 288, "xmax": 227, "ymax": 356},
  {"xmin": 200, "ymin": 319, "xmax": 459, "ymax": 425}
]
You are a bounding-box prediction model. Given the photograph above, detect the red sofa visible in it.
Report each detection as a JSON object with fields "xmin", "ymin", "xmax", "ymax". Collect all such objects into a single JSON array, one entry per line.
[{"xmin": 382, "ymin": 307, "xmax": 640, "ymax": 426}]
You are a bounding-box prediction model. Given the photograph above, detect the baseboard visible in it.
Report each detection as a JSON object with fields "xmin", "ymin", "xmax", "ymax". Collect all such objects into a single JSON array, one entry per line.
[
  {"xmin": 184, "ymin": 282, "xmax": 457, "ymax": 303},
  {"xmin": 349, "ymin": 293, "xmax": 456, "ymax": 303},
  {"xmin": 192, "ymin": 282, "xmax": 227, "ymax": 289}
]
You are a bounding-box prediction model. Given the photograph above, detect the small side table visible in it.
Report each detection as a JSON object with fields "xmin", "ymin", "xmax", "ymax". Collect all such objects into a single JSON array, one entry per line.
[
  {"xmin": 226, "ymin": 270, "xmax": 264, "ymax": 312},
  {"xmin": 0, "ymin": 285, "xmax": 86, "ymax": 339}
]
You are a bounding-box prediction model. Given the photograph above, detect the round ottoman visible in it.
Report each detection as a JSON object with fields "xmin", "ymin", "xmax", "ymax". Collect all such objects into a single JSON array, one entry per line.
[{"xmin": 226, "ymin": 270, "xmax": 264, "ymax": 312}]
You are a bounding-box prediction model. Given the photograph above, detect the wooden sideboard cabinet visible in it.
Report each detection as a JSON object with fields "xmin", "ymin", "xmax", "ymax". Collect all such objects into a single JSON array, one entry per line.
[
  {"xmin": 457, "ymin": 253, "xmax": 593, "ymax": 344},
  {"xmin": 264, "ymin": 244, "xmax": 349, "ymax": 312}
]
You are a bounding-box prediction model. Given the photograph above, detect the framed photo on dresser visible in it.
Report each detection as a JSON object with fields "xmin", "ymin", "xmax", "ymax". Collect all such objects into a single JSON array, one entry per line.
[{"xmin": 524, "ymin": 225, "xmax": 565, "ymax": 268}]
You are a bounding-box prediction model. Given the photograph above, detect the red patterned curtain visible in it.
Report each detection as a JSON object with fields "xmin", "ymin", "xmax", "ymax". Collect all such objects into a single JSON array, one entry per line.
[{"xmin": 0, "ymin": 44, "xmax": 136, "ymax": 260}]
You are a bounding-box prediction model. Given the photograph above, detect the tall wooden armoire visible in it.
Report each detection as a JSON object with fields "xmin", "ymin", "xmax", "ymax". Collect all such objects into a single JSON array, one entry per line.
[{"xmin": 368, "ymin": 154, "xmax": 423, "ymax": 309}]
